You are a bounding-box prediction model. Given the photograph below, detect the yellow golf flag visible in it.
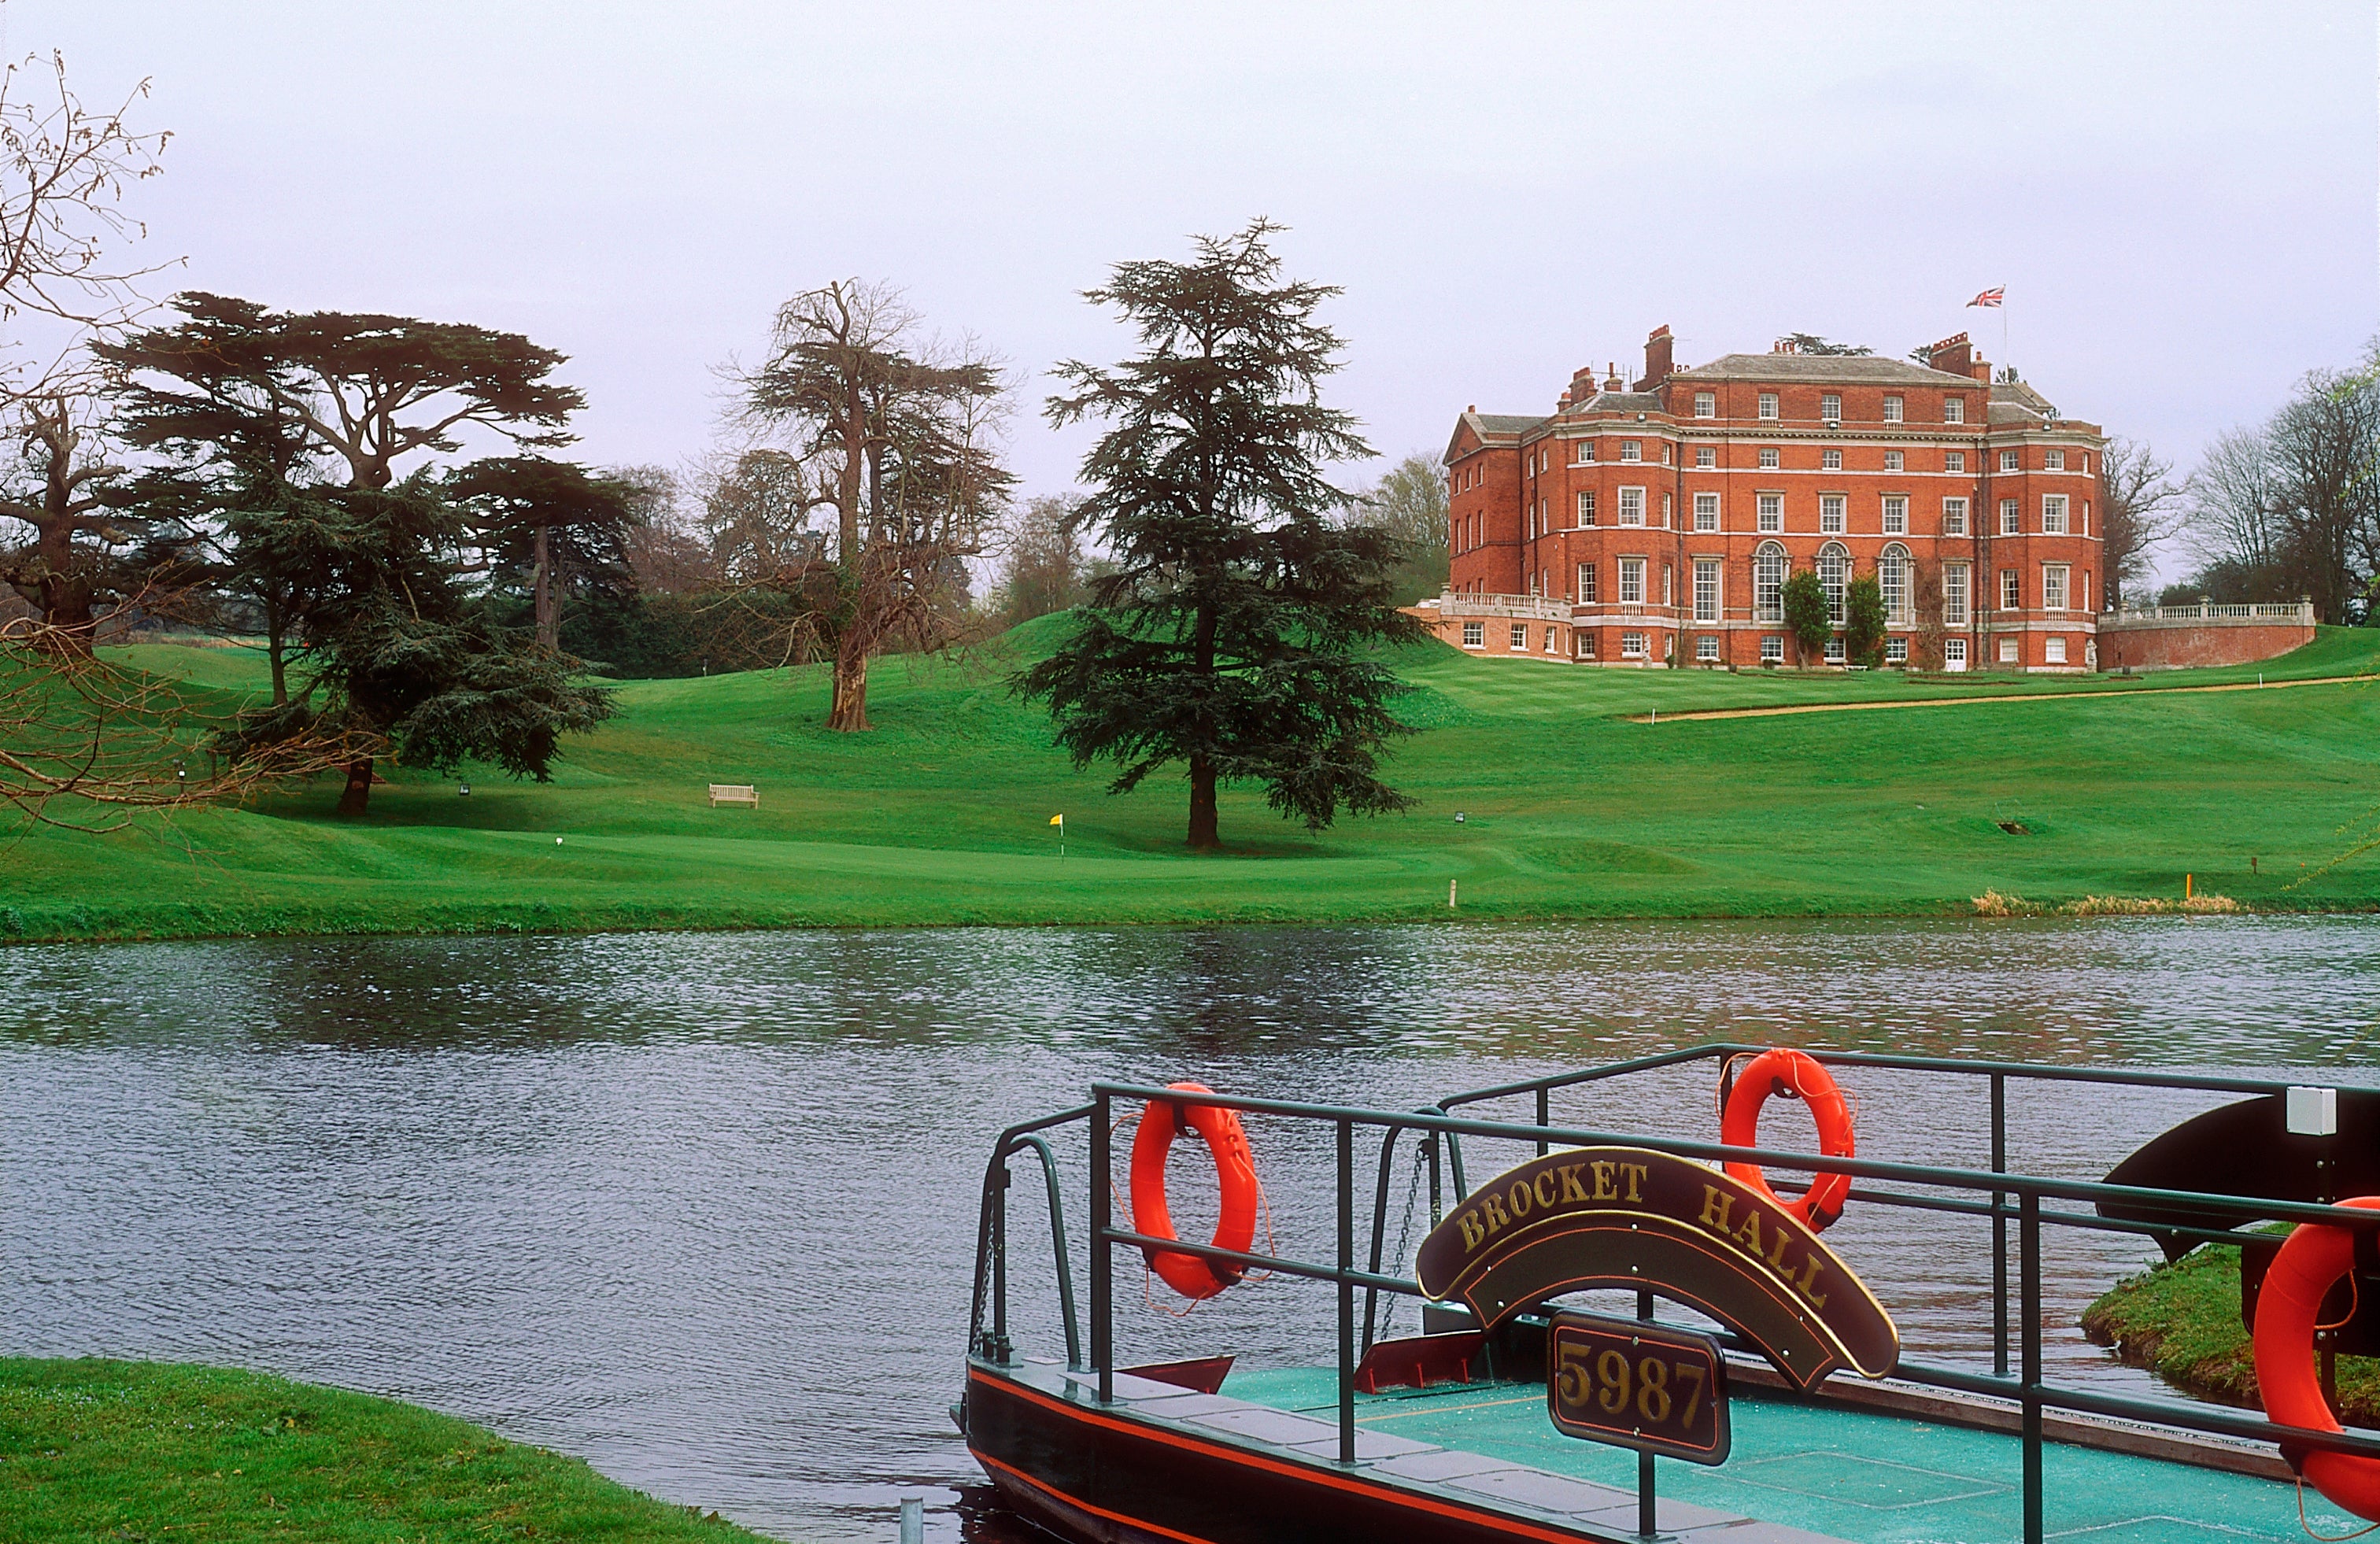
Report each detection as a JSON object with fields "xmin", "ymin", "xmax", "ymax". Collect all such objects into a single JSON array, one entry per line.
[{"xmin": 1049, "ymin": 814, "xmax": 1063, "ymax": 826}]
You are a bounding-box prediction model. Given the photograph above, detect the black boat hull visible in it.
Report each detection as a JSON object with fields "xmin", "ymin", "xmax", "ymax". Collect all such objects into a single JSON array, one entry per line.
[{"xmin": 964, "ymin": 1365, "xmax": 1628, "ymax": 1544}]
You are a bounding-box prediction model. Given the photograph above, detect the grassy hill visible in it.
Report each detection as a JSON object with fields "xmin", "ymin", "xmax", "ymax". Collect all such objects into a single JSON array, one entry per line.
[
  {"xmin": 5, "ymin": 620, "xmax": 2378, "ymax": 941},
  {"xmin": 0, "ymin": 1357, "xmax": 782, "ymax": 1542}
]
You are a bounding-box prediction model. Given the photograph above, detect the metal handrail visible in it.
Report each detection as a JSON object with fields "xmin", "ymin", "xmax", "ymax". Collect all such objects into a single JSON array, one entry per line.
[
  {"xmin": 971, "ymin": 1048, "xmax": 2379, "ymax": 1544},
  {"xmin": 968, "ymin": 1105, "xmax": 1092, "ymax": 1371}
]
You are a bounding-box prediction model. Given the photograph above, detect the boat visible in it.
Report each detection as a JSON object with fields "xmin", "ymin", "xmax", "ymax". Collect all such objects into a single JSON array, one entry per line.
[{"xmin": 959, "ymin": 1043, "xmax": 2380, "ymax": 1544}]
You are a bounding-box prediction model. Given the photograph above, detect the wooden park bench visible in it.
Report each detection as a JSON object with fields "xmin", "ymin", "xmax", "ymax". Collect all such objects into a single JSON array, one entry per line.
[{"xmin": 708, "ymin": 784, "xmax": 759, "ymax": 808}]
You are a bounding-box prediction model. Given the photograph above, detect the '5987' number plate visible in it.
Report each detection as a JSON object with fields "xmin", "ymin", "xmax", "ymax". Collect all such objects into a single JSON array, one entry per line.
[{"xmin": 1547, "ymin": 1310, "xmax": 1730, "ymax": 1464}]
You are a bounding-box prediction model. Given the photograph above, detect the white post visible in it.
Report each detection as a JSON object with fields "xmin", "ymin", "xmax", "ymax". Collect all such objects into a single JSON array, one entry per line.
[
  {"xmin": 1449, "ymin": 880, "xmax": 1458, "ymax": 910},
  {"xmin": 899, "ymin": 1496, "xmax": 923, "ymax": 1544}
]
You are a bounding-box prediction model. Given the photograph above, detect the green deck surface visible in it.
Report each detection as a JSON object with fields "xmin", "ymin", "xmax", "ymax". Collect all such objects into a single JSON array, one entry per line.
[{"xmin": 1225, "ymin": 1367, "xmax": 2354, "ymax": 1544}]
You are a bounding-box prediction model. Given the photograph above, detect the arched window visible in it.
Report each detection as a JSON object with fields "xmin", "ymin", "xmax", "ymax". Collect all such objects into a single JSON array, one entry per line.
[
  {"xmin": 1819, "ymin": 541, "xmax": 1850, "ymax": 626},
  {"xmin": 1754, "ymin": 541, "xmax": 1787, "ymax": 622},
  {"xmin": 1880, "ymin": 543, "xmax": 1910, "ymax": 626}
]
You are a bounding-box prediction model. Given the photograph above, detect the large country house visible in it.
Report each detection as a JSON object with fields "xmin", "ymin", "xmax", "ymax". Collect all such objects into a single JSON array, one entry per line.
[{"xmin": 1422, "ymin": 328, "xmax": 2105, "ymax": 672}]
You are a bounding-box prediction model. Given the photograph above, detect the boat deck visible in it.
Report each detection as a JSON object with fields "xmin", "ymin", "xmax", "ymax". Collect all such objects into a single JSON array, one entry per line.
[{"xmin": 1101, "ymin": 1362, "xmax": 2352, "ymax": 1544}]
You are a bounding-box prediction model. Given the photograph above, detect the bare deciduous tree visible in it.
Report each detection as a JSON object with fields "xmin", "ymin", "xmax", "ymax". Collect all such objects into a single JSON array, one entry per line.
[
  {"xmin": 0, "ymin": 46, "xmax": 172, "ymax": 338},
  {"xmin": 734, "ymin": 279, "xmax": 1013, "ymax": 730},
  {"xmin": 2185, "ymin": 425, "xmax": 2282, "ymax": 581},
  {"xmin": 986, "ymin": 493, "xmax": 1092, "ymax": 628},
  {"xmin": 0, "ymin": 392, "xmax": 134, "ymax": 652},
  {"xmin": 1351, "ymin": 451, "xmax": 1451, "ymax": 604},
  {"xmin": 0, "ymin": 582, "xmax": 360, "ymax": 831},
  {"xmin": 2096, "ymin": 437, "xmax": 2180, "ymax": 611},
  {"xmin": 2267, "ymin": 366, "xmax": 2380, "ymax": 623}
]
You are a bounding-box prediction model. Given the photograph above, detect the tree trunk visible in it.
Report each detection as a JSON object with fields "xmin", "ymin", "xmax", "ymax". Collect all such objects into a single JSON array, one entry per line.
[
  {"xmin": 1188, "ymin": 753, "xmax": 1219, "ymax": 851},
  {"xmin": 34, "ymin": 578, "xmax": 95, "ymax": 657},
  {"xmin": 827, "ymin": 637, "xmax": 870, "ymax": 731},
  {"xmin": 533, "ymin": 524, "xmax": 557, "ymax": 652},
  {"xmin": 337, "ymin": 757, "xmax": 373, "ymax": 816},
  {"xmin": 265, "ymin": 592, "xmax": 288, "ymax": 705}
]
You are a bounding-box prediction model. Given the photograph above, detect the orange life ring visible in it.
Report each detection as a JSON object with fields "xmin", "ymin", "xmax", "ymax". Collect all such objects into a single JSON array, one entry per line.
[
  {"xmin": 1130, "ymin": 1082, "xmax": 1260, "ymax": 1301},
  {"xmin": 2252, "ymin": 1195, "xmax": 2380, "ymax": 1522},
  {"xmin": 1720, "ymin": 1048, "xmax": 1855, "ymax": 1232}
]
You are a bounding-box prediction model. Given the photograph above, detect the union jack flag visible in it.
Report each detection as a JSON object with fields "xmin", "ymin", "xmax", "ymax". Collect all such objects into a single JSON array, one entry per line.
[{"xmin": 1968, "ymin": 286, "xmax": 2005, "ymax": 308}]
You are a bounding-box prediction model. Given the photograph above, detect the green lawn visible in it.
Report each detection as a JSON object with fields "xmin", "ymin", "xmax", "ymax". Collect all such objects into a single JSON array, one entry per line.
[
  {"xmin": 0, "ymin": 1358, "xmax": 782, "ymax": 1542},
  {"xmin": 2080, "ymin": 1243, "xmax": 2379, "ymax": 1426},
  {"xmin": 6, "ymin": 620, "xmax": 2378, "ymax": 941}
]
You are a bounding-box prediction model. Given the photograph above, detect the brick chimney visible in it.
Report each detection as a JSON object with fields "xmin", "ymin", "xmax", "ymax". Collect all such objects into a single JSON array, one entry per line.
[
  {"xmin": 1634, "ymin": 325, "xmax": 1675, "ymax": 391},
  {"xmin": 1571, "ymin": 364, "xmax": 1600, "ymax": 401},
  {"xmin": 1926, "ymin": 332, "xmax": 1972, "ymax": 377},
  {"xmin": 1603, "ymin": 361, "xmax": 1624, "ymax": 392}
]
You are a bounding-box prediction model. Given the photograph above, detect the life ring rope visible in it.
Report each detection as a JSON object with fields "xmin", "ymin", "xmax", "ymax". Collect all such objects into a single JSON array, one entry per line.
[{"xmin": 2297, "ymin": 1482, "xmax": 2380, "ymax": 1542}]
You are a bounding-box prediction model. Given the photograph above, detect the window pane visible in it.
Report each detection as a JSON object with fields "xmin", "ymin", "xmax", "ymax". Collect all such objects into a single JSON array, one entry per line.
[{"xmin": 1755, "ymin": 548, "xmax": 1785, "ymax": 621}]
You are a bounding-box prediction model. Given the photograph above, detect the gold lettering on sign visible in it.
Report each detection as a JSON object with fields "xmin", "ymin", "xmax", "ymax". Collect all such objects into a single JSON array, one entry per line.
[
  {"xmin": 1458, "ymin": 1211, "xmax": 1487, "ymax": 1251},
  {"xmin": 1560, "ymin": 1165, "xmax": 1590, "ymax": 1203},
  {"xmin": 1591, "ymin": 1160, "xmax": 1617, "ymax": 1200},
  {"xmin": 1732, "ymin": 1210, "xmax": 1765, "ymax": 1259},
  {"xmin": 1796, "ymin": 1255, "xmax": 1830, "ymax": 1309},
  {"xmin": 1699, "ymin": 1185, "xmax": 1734, "ymax": 1234},
  {"xmin": 1621, "ymin": 1163, "xmax": 1647, "ymax": 1202},
  {"xmin": 1481, "ymin": 1193, "xmax": 1510, "ymax": 1234},
  {"xmin": 1508, "ymin": 1181, "xmax": 1533, "ymax": 1220},
  {"xmin": 1534, "ymin": 1172, "xmax": 1560, "ymax": 1209},
  {"xmin": 1766, "ymin": 1228, "xmax": 1793, "ymax": 1273}
]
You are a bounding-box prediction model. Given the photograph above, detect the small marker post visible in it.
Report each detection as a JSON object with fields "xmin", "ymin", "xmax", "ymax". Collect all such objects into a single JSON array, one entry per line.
[
  {"xmin": 1449, "ymin": 880, "xmax": 1458, "ymax": 910},
  {"xmin": 1050, "ymin": 811, "xmax": 1064, "ymax": 859},
  {"xmin": 2186, "ymin": 872, "xmax": 2193, "ymax": 901}
]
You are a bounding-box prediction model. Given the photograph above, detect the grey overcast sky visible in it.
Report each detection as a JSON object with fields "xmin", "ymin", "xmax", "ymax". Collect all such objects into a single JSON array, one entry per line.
[{"xmin": 22, "ymin": 2, "xmax": 2380, "ymax": 581}]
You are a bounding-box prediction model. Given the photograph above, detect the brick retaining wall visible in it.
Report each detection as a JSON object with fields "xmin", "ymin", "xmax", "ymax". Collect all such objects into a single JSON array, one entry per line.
[{"xmin": 2095, "ymin": 604, "xmax": 2315, "ymax": 670}]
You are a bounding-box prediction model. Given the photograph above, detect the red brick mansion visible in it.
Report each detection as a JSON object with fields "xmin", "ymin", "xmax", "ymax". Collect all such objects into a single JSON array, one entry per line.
[{"xmin": 1421, "ymin": 328, "xmax": 2106, "ymax": 672}]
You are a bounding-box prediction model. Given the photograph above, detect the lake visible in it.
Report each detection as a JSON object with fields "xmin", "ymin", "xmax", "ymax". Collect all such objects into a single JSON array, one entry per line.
[{"xmin": 4, "ymin": 918, "xmax": 2374, "ymax": 1541}]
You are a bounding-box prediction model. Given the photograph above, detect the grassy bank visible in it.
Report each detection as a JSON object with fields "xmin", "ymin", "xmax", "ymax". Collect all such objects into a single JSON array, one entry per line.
[
  {"xmin": 2079, "ymin": 1244, "xmax": 2380, "ymax": 1425},
  {"xmin": 0, "ymin": 1357, "xmax": 780, "ymax": 1542},
  {"xmin": 5, "ymin": 619, "xmax": 2378, "ymax": 941}
]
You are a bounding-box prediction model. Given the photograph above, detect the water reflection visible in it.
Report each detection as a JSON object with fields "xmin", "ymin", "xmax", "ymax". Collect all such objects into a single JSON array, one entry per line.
[{"xmin": 2, "ymin": 918, "xmax": 2374, "ymax": 1542}]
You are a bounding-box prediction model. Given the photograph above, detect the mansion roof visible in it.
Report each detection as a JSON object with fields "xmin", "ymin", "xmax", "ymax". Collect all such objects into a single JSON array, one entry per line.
[{"xmin": 1669, "ymin": 353, "xmax": 1980, "ymax": 386}]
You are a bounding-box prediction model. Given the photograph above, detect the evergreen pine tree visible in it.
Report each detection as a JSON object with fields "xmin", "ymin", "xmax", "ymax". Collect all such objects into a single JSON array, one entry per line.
[{"xmin": 1017, "ymin": 222, "xmax": 1419, "ymax": 851}]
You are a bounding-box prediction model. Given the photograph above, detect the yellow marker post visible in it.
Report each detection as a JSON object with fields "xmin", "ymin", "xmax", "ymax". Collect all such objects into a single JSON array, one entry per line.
[{"xmin": 1051, "ymin": 812, "xmax": 1064, "ymax": 859}]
